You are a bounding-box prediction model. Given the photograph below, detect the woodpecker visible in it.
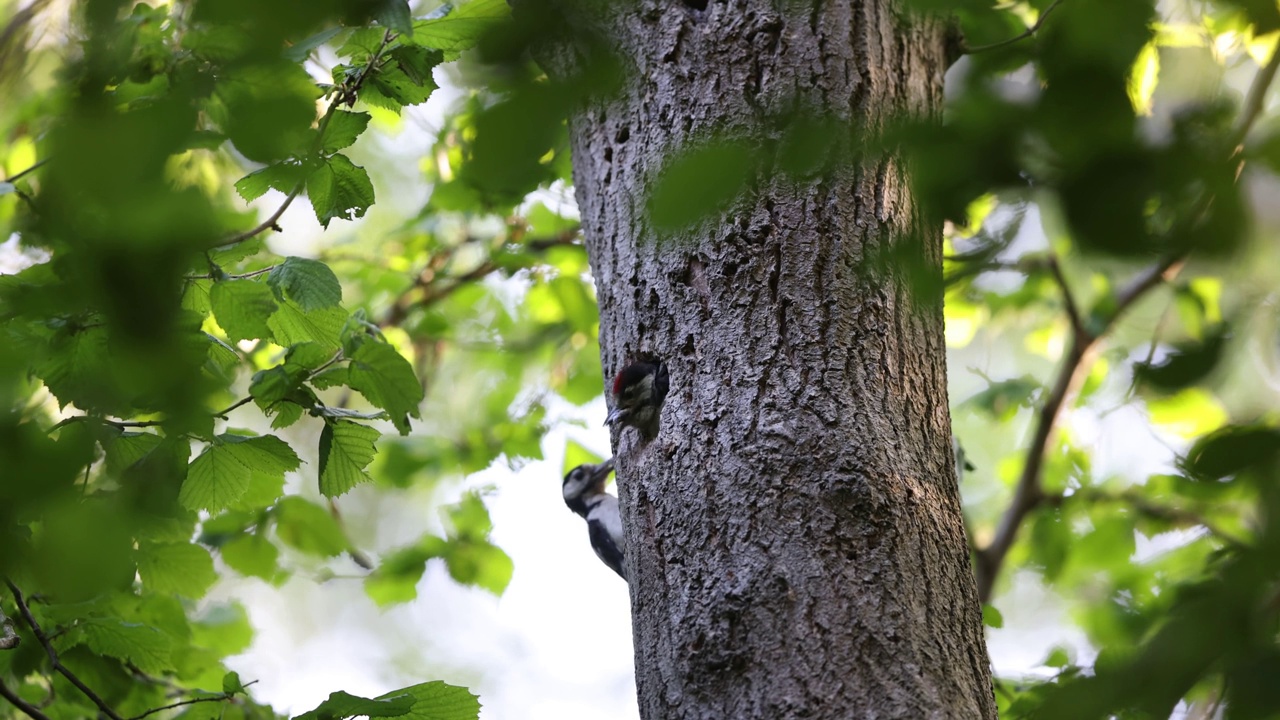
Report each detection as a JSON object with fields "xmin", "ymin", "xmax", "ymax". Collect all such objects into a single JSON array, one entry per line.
[
  {"xmin": 604, "ymin": 361, "xmax": 669, "ymax": 440},
  {"xmin": 562, "ymin": 458, "xmax": 626, "ymax": 581}
]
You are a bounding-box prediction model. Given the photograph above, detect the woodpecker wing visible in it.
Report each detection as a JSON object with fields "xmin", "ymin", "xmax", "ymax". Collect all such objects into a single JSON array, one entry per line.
[{"xmin": 586, "ymin": 495, "xmax": 626, "ymax": 581}]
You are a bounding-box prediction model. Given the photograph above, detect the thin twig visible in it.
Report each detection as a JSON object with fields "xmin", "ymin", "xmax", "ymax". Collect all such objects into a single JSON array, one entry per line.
[
  {"xmin": 210, "ymin": 186, "xmax": 303, "ymax": 249},
  {"xmin": 0, "ymin": 677, "xmax": 52, "ymax": 720},
  {"xmin": 1046, "ymin": 489, "xmax": 1246, "ymax": 547},
  {"xmin": 1046, "ymin": 255, "xmax": 1084, "ymax": 339},
  {"xmin": 1229, "ymin": 33, "xmax": 1280, "ymax": 151},
  {"xmin": 966, "ymin": 0, "xmax": 1065, "ymax": 54},
  {"xmin": 5, "ymin": 580, "xmax": 124, "ymax": 720},
  {"xmin": 126, "ymin": 680, "xmax": 259, "ymax": 720},
  {"xmin": 2, "ymin": 158, "xmax": 48, "ymax": 184},
  {"xmin": 185, "ymin": 265, "xmax": 278, "ymax": 281},
  {"xmin": 214, "ymin": 395, "xmax": 255, "ymax": 419}
]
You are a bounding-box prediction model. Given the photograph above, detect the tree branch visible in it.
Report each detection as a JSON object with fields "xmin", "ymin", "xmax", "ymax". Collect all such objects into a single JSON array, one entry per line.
[
  {"xmin": 1046, "ymin": 488, "xmax": 1246, "ymax": 547},
  {"xmin": 210, "ymin": 187, "xmax": 303, "ymax": 250},
  {"xmin": 2, "ymin": 158, "xmax": 48, "ymax": 184},
  {"xmin": 379, "ymin": 228, "xmax": 580, "ymax": 328},
  {"xmin": 5, "ymin": 580, "xmax": 124, "ymax": 720},
  {"xmin": 0, "ymin": 677, "xmax": 52, "ymax": 720},
  {"xmin": 974, "ymin": 255, "xmax": 1192, "ymax": 600},
  {"xmin": 1046, "ymin": 255, "xmax": 1084, "ymax": 340},
  {"xmin": 1230, "ymin": 32, "xmax": 1280, "ymax": 151},
  {"xmin": 126, "ymin": 680, "xmax": 258, "ymax": 720},
  {"xmin": 973, "ymin": 30, "xmax": 1280, "ymax": 602},
  {"xmin": 965, "ymin": 0, "xmax": 1064, "ymax": 54}
]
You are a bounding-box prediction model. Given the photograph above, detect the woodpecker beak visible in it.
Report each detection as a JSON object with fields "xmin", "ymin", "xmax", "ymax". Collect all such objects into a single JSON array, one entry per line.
[
  {"xmin": 592, "ymin": 457, "xmax": 615, "ymax": 482},
  {"xmin": 604, "ymin": 407, "xmax": 630, "ymax": 427}
]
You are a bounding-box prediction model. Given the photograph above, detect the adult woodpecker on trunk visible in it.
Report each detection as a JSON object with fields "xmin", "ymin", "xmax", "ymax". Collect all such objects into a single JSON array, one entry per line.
[{"xmin": 562, "ymin": 458, "xmax": 626, "ymax": 581}]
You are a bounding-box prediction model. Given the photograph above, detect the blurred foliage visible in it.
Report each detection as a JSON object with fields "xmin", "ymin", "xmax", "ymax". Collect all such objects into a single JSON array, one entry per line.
[
  {"xmin": 3, "ymin": 0, "xmax": 1280, "ymax": 717},
  {"xmin": 902, "ymin": 0, "xmax": 1280, "ymax": 717},
  {"xmin": 0, "ymin": 0, "xmax": 598, "ymax": 716}
]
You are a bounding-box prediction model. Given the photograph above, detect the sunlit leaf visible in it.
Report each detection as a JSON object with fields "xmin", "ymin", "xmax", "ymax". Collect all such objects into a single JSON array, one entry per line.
[
  {"xmin": 347, "ymin": 340, "xmax": 424, "ymax": 435},
  {"xmin": 307, "ymin": 154, "xmax": 375, "ymax": 228},
  {"xmin": 211, "ymin": 278, "xmax": 277, "ymax": 342},
  {"xmin": 318, "ymin": 420, "xmax": 381, "ymax": 497},
  {"xmin": 136, "ymin": 541, "xmax": 217, "ymax": 598},
  {"xmin": 274, "ymin": 497, "xmax": 347, "ymax": 557},
  {"xmin": 268, "ymin": 257, "xmax": 344, "ymax": 311}
]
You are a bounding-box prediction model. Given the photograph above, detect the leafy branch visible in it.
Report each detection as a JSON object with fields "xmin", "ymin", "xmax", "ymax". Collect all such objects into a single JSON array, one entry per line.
[
  {"xmin": 5, "ymin": 579, "xmax": 125, "ymax": 720},
  {"xmin": 0, "ymin": 677, "xmax": 51, "ymax": 720},
  {"xmin": 1044, "ymin": 488, "xmax": 1247, "ymax": 548},
  {"xmin": 126, "ymin": 680, "xmax": 259, "ymax": 720},
  {"xmin": 380, "ymin": 227, "xmax": 582, "ymax": 327},
  {"xmin": 965, "ymin": 0, "xmax": 1065, "ymax": 54},
  {"xmin": 972, "ymin": 33, "xmax": 1280, "ymax": 602},
  {"xmin": 210, "ymin": 30, "xmax": 397, "ymax": 250}
]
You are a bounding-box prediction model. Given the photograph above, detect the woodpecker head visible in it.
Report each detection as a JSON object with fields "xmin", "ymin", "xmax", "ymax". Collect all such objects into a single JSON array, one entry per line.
[
  {"xmin": 562, "ymin": 458, "xmax": 615, "ymax": 517},
  {"xmin": 604, "ymin": 361, "xmax": 669, "ymax": 439}
]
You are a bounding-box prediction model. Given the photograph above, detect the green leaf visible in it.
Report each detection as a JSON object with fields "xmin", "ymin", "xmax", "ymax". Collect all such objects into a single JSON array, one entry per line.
[
  {"xmin": 412, "ymin": 0, "xmax": 511, "ymax": 60},
  {"xmin": 220, "ymin": 534, "xmax": 280, "ymax": 580},
  {"xmin": 192, "ymin": 603, "xmax": 254, "ymax": 656},
  {"xmin": 293, "ymin": 690, "xmax": 416, "ymax": 720},
  {"xmin": 389, "ymin": 45, "xmax": 443, "ymax": 86},
  {"xmin": 1182, "ymin": 424, "xmax": 1280, "ymax": 481},
  {"xmin": 347, "ymin": 341, "xmax": 424, "ymax": 435},
  {"xmin": 268, "ymin": 257, "xmax": 343, "ymax": 311},
  {"xmin": 338, "ymin": 27, "xmax": 389, "ymax": 60},
  {"xmin": 373, "ymin": 0, "xmax": 414, "ymax": 35},
  {"xmin": 1133, "ymin": 326, "xmax": 1228, "ymax": 393},
  {"xmin": 364, "ymin": 535, "xmax": 447, "ymax": 606},
  {"xmin": 103, "ymin": 431, "xmax": 164, "ymax": 476},
  {"xmin": 647, "ymin": 140, "xmax": 757, "ymax": 231},
  {"xmin": 961, "ymin": 375, "xmax": 1042, "ymax": 420},
  {"xmin": 274, "ymin": 497, "xmax": 348, "ymax": 557},
  {"xmin": 268, "ymin": 300, "xmax": 348, "ymax": 351},
  {"xmin": 271, "ymin": 402, "xmax": 306, "ymax": 429},
  {"xmin": 362, "ymin": 65, "xmax": 437, "ymax": 111},
  {"xmin": 284, "ymin": 27, "xmax": 344, "ymax": 62},
  {"xmin": 379, "ymin": 680, "xmax": 481, "ymax": 720},
  {"xmin": 319, "ymin": 420, "xmax": 381, "ymax": 497},
  {"xmin": 321, "ymin": 111, "xmax": 372, "ymax": 154},
  {"xmin": 217, "ymin": 61, "xmax": 321, "ymax": 163},
  {"xmin": 307, "ymin": 154, "xmax": 375, "ymax": 228},
  {"xmin": 234, "ymin": 161, "xmax": 310, "ymax": 202},
  {"xmin": 37, "ymin": 327, "xmax": 119, "ymax": 412},
  {"xmin": 443, "ymin": 539, "xmax": 512, "ymax": 596},
  {"xmin": 136, "ymin": 542, "xmax": 218, "ymax": 598},
  {"xmin": 181, "ymin": 434, "xmax": 301, "ymax": 512},
  {"xmin": 77, "ymin": 618, "xmax": 174, "ymax": 675},
  {"xmin": 982, "ymin": 604, "xmax": 1005, "ymax": 628},
  {"xmin": 211, "ymin": 279, "xmax": 277, "ymax": 342}
]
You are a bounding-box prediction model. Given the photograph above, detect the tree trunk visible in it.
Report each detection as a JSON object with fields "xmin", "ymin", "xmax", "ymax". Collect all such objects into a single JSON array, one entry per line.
[{"xmin": 565, "ymin": 1, "xmax": 995, "ymax": 717}]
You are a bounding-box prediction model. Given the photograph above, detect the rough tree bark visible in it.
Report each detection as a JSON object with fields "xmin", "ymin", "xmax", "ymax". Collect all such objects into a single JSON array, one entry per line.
[{"xmin": 563, "ymin": 1, "xmax": 995, "ymax": 717}]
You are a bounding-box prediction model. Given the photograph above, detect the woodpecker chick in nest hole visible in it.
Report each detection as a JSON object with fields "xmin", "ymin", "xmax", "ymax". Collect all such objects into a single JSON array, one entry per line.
[{"xmin": 604, "ymin": 361, "xmax": 669, "ymax": 441}]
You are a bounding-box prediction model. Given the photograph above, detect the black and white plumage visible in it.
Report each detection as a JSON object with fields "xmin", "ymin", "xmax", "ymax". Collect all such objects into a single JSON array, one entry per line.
[
  {"xmin": 562, "ymin": 458, "xmax": 626, "ymax": 581},
  {"xmin": 604, "ymin": 361, "xmax": 670, "ymax": 441}
]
